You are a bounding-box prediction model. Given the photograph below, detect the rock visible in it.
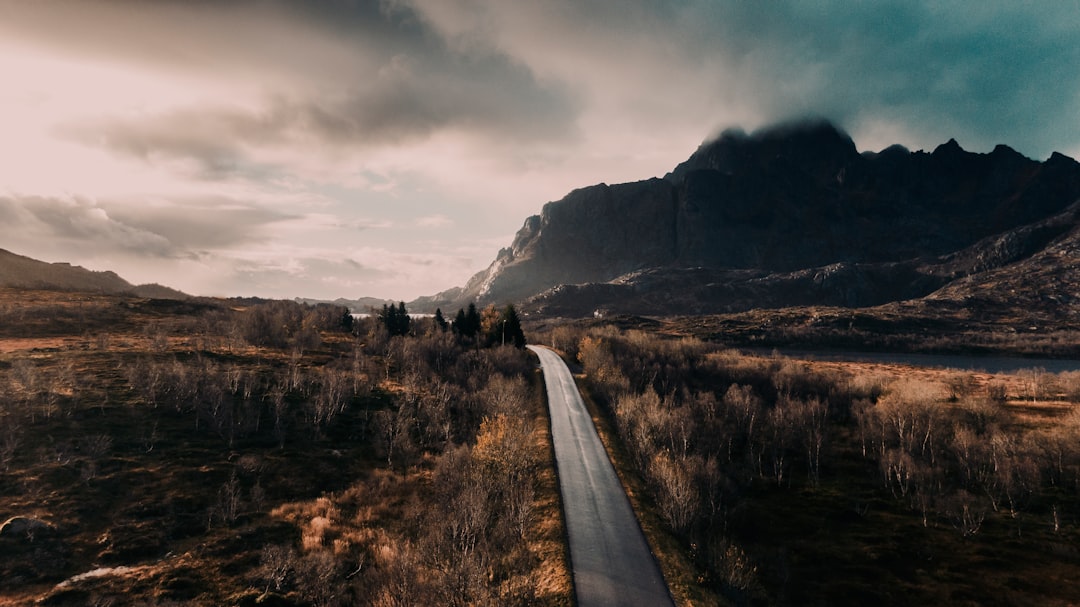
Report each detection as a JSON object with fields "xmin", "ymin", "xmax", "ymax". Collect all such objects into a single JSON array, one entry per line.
[{"xmin": 0, "ymin": 516, "xmax": 53, "ymax": 539}]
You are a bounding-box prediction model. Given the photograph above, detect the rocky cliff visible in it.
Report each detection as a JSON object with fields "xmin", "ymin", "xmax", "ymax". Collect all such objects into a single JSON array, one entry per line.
[{"xmin": 425, "ymin": 120, "xmax": 1080, "ymax": 317}]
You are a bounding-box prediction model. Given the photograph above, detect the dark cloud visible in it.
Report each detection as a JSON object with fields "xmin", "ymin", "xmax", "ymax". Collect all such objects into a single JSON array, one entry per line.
[
  {"xmin": 405, "ymin": 0, "xmax": 1080, "ymax": 157},
  {"xmin": 35, "ymin": 0, "xmax": 578, "ymax": 174},
  {"xmin": 673, "ymin": 1, "xmax": 1080, "ymax": 156}
]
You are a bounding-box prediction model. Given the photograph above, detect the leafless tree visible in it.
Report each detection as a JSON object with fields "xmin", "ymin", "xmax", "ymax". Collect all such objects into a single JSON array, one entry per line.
[
  {"xmin": 1017, "ymin": 367, "xmax": 1048, "ymax": 404},
  {"xmin": 649, "ymin": 451, "xmax": 700, "ymax": 533},
  {"xmin": 259, "ymin": 544, "xmax": 297, "ymax": 594}
]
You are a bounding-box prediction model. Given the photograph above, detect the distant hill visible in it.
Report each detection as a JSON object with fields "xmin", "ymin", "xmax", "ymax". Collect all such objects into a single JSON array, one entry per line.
[
  {"xmin": 294, "ymin": 296, "xmax": 395, "ymax": 313},
  {"xmin": 420, "ymin": 120, "xmax": 1080, "ymax": 321},
  {"xmin": 0, "ymin": 248, "xmax": 188, "ymax": 299}
]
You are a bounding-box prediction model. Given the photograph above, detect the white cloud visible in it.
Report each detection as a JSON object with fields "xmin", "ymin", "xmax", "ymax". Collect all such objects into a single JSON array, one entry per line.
[{"xmin": 415, "ymin": 214, "xmax": 454, "ymax": 228}]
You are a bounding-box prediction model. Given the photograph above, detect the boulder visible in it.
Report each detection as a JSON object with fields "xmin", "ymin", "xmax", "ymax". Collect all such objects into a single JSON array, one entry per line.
[{"xmin": 0, "ymin": 516, "xmax": 54, "ymax": 539}]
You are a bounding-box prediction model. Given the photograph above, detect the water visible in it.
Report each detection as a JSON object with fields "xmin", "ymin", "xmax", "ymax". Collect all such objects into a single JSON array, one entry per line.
[
  {"xmin": 351, "ymin": 313, "xmax": 434, "ymax": 320},
  {"xmin": 760, "ymin": 349, "xmax": 1080, "ymax": 374}
]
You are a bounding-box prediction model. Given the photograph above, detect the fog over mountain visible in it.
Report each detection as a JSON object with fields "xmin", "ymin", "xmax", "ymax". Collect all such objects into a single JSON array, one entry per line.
[{"xmin": 417, "ymin": 120, "xmax": 1080, "ymax": 319}]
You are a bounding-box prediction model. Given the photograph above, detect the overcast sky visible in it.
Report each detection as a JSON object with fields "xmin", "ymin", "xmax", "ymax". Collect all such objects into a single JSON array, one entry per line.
[{"xmin": 3, "ymin": 1, "xmax": 1080, "ymax": 301}]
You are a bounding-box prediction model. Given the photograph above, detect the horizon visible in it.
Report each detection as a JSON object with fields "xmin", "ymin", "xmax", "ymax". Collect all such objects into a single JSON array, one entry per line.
[{"xmin": 3, "ymin": 1, "xmax": 1080, "ymax": 301}]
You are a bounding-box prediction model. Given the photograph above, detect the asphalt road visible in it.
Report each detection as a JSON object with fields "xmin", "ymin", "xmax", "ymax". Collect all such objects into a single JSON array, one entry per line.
[{"xmin": 528, "ymin": 345, "xmax": 674, "ymax": 607}]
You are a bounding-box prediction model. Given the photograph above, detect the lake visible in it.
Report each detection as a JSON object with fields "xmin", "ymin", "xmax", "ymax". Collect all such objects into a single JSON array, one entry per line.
[{"xmin": 759, "ymin": 349, "xmax": 1080, "ymax": 374}]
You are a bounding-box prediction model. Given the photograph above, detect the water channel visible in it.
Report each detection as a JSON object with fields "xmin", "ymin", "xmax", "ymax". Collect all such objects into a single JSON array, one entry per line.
[{"xmin": 758, "ymin": 349, "xmax": 1080, "ymax": 374}]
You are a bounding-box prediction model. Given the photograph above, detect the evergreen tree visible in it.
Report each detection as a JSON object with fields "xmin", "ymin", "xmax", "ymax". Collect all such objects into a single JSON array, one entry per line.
[
  {"xmin": 434, "ymin": 308, "xmax": 448, "ymax": 331},
  {"xmin": 464, "ymin": 303, "xmax": 481, "ymax": 339},
  {"xmin": 500, "ymin": 304, "xmax": 526, "ymax": 348},
  {"xmin": 379, "ymin": 301, "xmax": 411, "ymax": 337},
  {"xmin": 396, "ymin": 302, "xmax": 411, "ymax": 336},
  {"xmin": 452, "ymin": 308, "xmax": 467, "ymax": 336},
  {"xmin": 379, "ymin": 303, "xmax": 392, "ymax": 333}
]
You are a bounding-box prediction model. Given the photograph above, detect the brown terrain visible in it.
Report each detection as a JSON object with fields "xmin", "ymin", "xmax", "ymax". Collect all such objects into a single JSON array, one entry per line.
[{"xmin": 0, "ymin": 287, "xmax": 571, "ymax": 606}]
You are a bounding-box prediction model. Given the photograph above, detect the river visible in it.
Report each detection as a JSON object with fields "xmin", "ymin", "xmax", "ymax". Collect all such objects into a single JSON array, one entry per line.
[{"xmin": 758, "ymin": 349, "xmax": 1080, "ymax": 374}]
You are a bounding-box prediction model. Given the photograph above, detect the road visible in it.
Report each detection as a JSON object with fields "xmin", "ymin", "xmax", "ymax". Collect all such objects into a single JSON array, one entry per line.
[{"xmin": 528, "ymin": 345, "xmax": 674, "ymax": 607}]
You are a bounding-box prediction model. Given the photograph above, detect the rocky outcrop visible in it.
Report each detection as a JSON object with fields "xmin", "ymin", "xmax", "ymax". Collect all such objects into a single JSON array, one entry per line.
[
  {"xmin": 427, "ymin": 119, "xmax": 1080, "ymax": 316},
  {"xmin": 0, "ymin": 516, "xmax": 53, "ymax": 539},
  {"xmin": 455, "ymin": 178, "xmax": 679, "ymax": 305}
]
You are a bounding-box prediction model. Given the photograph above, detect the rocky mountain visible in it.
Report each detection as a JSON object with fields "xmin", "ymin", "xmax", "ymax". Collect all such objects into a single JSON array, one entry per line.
[
  {"xmin": 0, "ymin": 248, "xmax": 188, "ymax": 299},
  {"xmin": 425, "ymin": 120, "xmax": 1080, "ymax": 318}
]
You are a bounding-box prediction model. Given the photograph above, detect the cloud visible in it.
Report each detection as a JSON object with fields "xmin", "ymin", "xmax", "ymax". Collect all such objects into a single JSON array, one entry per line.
[
  {"xmin": 406, "ymin": 0, "xmax": 1080, "ymax": 158},
  {"xmin": 0, "ymin": 195, "xmax": 174, "ymax": 258},
  {"xmin": 105, "ymin": 197, "xmax": 300, "ymax": 250},
  {"xmin": 27, "ymin": 0, "xmax": 579, "ymax": 184},
  {"xmin": 0, "ymin": 194, "xmax": 304, "ymax": 265},
  {"xmin": 700, "ymin": 1, "xmax": 1080, "ymax": 156},
  {"xmin": 415, "ymin": 214, "xmax": 454, "ymax": 228}
]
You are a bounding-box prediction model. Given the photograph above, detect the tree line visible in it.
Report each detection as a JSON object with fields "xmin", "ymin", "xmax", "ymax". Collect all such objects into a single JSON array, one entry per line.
[{"xmin": 378, "ymin": 301, "xmax": 525, "ymax": 348}]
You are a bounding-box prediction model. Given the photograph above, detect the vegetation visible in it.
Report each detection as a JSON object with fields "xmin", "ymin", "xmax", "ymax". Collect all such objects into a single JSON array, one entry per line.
[
  {"xmin": 378, "ymin": 302, "xmax": 410, "ymax": 337},
  {"xmin": 450, "ymin": 302, "xmax": 526, "ymax": 348},
  {"xmin": 7, "ymin": 285, "xmax": 1080, "ymax": 605},
  {"xmin": 531, "ymin": 324, "xmax": 1080, "ymax": 606},
  {"xmin": 0, "ymin": 289, "xmax": 568, "ymax": 606}
]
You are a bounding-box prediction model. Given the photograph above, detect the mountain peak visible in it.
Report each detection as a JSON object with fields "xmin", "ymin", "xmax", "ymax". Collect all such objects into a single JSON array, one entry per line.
[
  {"xmin": 666, "ymin": 118, "xmax": 857, "ymax": 182},
  {"xmin": 749, "ymin": 117, "xmax": 852, "ymax": 144},
  {"xmin": 931, "ymin": 138, "xmax": 965, "ymax": 157}
]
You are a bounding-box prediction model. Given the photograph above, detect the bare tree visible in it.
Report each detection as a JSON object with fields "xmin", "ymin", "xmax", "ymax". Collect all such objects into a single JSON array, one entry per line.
[
  {"xmin": 1017, "ymin": 367, "xmax": 1048, "ymax": 404},
  {"xmin": 649, "ymin": 451, "xmax": 700, "ymax": 533}
]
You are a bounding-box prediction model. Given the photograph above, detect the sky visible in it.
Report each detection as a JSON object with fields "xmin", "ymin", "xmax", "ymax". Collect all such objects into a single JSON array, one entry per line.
[{"xmin": 2, "ymin": 0, "xmax": 1080, "ymax": 301}]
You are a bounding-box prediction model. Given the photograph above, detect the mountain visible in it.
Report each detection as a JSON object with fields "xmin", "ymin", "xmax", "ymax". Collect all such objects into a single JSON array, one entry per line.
[
  {"xmin": 424, "ymin": 120, "xmax": 1080, "ymax": 318},
  {"xmin": 294, "ymin": 296, "xmax": 395, "ymax": 313},
  {"xmin": 0, "ymin": 248, "xmax": 188, "ymax": 299}
]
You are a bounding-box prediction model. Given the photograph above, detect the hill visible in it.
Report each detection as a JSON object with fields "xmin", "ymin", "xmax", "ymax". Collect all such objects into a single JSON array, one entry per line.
[
  {"xmin": 421, "ymin": 120, "xmax": 1080, "ymax": 322},
  {"xmin": 0, "ymin": 248, "xmax": 188, "ymax": 299}
]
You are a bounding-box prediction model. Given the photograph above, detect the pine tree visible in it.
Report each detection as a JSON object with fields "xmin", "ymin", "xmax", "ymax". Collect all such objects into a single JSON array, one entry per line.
[
  {"xmin": 452, "ymin": 308, "xmax": 467, "ymax": 336},
  {"xmin": 464, "ymin": 303, "xmax": 481, "ymax": 339},
  {"xmin": 396, "ymin": 302, "xmax": 410, "ymax": 336},
  {"xmin": 380, "ymin": 302, "xmax": 411, "ymax": 336},
  {"xmin": 500, "ymin": 304, "xmax": 526, "ymax": 348},
  {"xmin": 434, "ymin": 308, "xmax": 448, "ymax": 331}
]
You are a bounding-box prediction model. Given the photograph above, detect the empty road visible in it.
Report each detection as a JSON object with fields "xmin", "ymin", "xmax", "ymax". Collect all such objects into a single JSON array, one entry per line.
[{"xmin": 528, "ymin": 345, "xmax": 674, "ymax": 607}]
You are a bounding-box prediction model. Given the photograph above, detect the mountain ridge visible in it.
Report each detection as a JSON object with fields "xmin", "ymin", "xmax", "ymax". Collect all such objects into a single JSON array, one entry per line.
[
  {"xmin": 418, "ymin": 119, "xmax": 1080, "ymax": 319},
  {"xmin": 0, "ymin": 248, "xmax": 188, "ymax": 299}
]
